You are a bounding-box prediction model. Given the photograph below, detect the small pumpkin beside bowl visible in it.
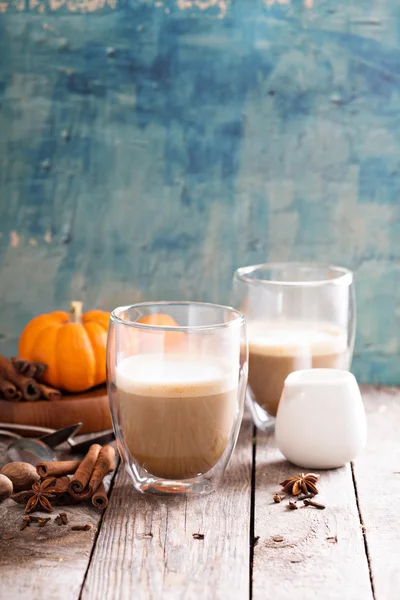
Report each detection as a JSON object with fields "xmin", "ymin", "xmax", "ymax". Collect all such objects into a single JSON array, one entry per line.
[{"xmin": 18, "ymin": 302, "xmax": 110, "ymax": 393}]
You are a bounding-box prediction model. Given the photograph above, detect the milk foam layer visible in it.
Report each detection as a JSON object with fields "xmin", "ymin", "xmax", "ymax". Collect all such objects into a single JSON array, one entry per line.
[
  {"xmin": 116, "ymin": 354, "xmax": 237, "ymax": 397},
  {"xmin": 247, "ymin": 321, "xmax": 347, "ymax": 357}
]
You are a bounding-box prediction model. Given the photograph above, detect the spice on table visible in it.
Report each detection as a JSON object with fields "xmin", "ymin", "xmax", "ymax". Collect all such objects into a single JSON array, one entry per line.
[
  {"xmin": 20, "ymin": 517, "xmax": 31, "ymax": 530},
  {"xmin": 69, "ymin": 444, "xmax": 115, "ymax": 501},
  {"xmin": 303, "ymin": 498, "xmax": 326, "ymax": 510},
  {"xmin": 56, "ymin": 512, "xmax": 68, "ymax": 526},
  {"xmin": 52, "ymin": 476, "xmax": 70, "ymax": 494},
  {"xmin": 37, "ymin": 460, "xmax": 81, "ymax": 479},
  {"xmin": 0, "ymin": 474, "xmax": 13, "ymax": 501},
  {"xmin": 68, "ymin": 444, "xmax": 102, "ymax": 498},
  {"xmin": 38, "ymin": 517, "xmax": 51, "ymax": 527},
  {"xmin": 288, "ymin": 500, "xmax": 298, "ymax": 510},
  {"xmin": 92, "ymin": 482, "xmax": 109, "ymax": 511},
  {"xmin": 272, "ymin": 536, "xmax": 284, "ymax": 542},
  {"xmin": 71, "ymin": 524, "xmax": 91, "ymax": 531},
  {"xmin": 280, "ymin": 473, "xmax": 320, "ymax": 496},
  {"xmin": 11, "ymin": 477, "xmax": 56, "ymax": 513},
  {"xmin": 86, "ymin": 445, "xmax": 115, "ymax": 497},
  {"xmin": 1, "ymin": 462, "xmax": 40, "ymax": 492},
  {"xmin": 3, "ymin": 535, "xmax": 15, "ymax": 541},
  {"xmin": 273, "ymin": 493, "xmax": 283, "ymax": 503},
  {"xmin": 27, "ymin": 516, "xmax": 41, "ymax": 523},
  {"xmin": 192, "ymin": 533, "xmax": 205, "ymax": 540}
]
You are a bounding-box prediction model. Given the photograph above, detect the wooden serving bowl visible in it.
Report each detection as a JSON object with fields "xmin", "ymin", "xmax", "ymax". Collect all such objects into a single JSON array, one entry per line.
[{"xmin": 0, "ymin": 386, "xmax": 111, "ymax": 434}]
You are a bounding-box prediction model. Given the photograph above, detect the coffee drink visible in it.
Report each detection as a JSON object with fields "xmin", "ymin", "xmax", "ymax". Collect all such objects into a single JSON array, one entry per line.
[
  {"xmin": 115, "ymin": 354, "xmax": 238, "ymax": 480},
  {"xmin": 247, "ymin": 321, "xmax": 348, "ymax": 416}
]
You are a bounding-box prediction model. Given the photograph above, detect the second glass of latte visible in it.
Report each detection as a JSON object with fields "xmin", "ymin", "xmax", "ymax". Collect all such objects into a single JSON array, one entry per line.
[{"xmin": 233, "ymin": 263, "xmax": 355, "ymax": 430}]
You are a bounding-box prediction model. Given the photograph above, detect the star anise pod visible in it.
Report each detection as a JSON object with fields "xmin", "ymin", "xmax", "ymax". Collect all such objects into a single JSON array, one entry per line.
[
  {"xmin": 279, "ymin": 473, "xmax": 320, "ymax": 496},
  {"xmin": 11, "ymin": 477, "xmax": 56, "ymax": 513}
]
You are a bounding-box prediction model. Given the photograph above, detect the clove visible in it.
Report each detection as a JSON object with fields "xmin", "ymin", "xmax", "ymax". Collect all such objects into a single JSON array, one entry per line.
[
  {"xmin": 38, "ymin": 518, "xmax": 51, "ymax": 528},
  {"xmin": 304, "ymin": 498, "xmax": 326, "ymax": 510},
  {"xmin": 20, "ymin": 517, "xmax": 31, "ymax": 530},
  {"xmin": 71, "ymin": 524, "xmax": 91, "ymax": 531}
]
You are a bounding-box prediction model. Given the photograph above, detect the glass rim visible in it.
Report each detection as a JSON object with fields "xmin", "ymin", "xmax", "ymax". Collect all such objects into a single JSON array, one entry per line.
[
  {"xmin": 234, "ymin": 262, "xmax": 353, "ymax": 287},
  {"xmin": 110, "ymin": 301, "xmax": 246, "ymax": 332}
]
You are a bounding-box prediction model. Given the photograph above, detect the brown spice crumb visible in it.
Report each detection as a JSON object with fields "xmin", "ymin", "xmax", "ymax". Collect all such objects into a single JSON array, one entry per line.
[
  {"xmin": 273, "ymin": 493, "xmax": 282, "ymax": 503},
  {"xmin": 327, "ymin": 536, "xmax": 338, "ymax": 544},
  {"xmin": 38, "ymin": 518, "xmax": 51, "ymax": 527},
  {"xmin": 60, "ymin": 512, "xmax": 68, "ymax": 525},
  {"xmin": 288, "ymin": 501, "xmax": 298, "ymax": 510},
  {"xmin": 192, "ymin": 533, "xmax": 204, "ymax": 540},
  {"xmin": 28, "ymin": 516, "xmax": 41, "ymax": 523},
  {"xmin": 20, "ymin": 518, "xmax": 30, "ymax": 531},
  {"xmin": 303, "ymin": 498, "xmax": 326, "ymax": 510},
  {"xmin": 141, "ymin": 533, "xmax": 153, "ymax": 539},
  {"xmin": 55, "ymin": 515, "xmax": 63, "ymax": 526},
  {"xmin": 3, "ymin": 535, "xmax": 15, "ymax": 540},
  {"xmin": 272, "ymin": 535, "xmax": 284, "ymax": 543},
  {"xmin": 71, "ymin": 524, "xmax": 91, "ymax": 531}
]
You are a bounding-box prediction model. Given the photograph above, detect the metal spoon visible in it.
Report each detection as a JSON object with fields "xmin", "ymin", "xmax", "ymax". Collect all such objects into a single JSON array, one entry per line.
[
  {"xmin": 5, "ymin": 423, "xmax": 83, "ymax": 464},
  {"xmin": 1, "ymin": 423, "xmax": 115, "ymax": 464}
]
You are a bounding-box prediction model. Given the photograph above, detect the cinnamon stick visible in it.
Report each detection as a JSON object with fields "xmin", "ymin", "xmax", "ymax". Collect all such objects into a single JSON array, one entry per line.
[
  {"xmin": 47, "ymin": 477, "xmax": 71, "ymax": 505},
  {"xmin": 87, "ymin": 445, "xmax": 115, "ymax": 495},
  {"xmin": 38, "ymin": 383, "xmax": 62, "ymax": 401},
  {"xmin": 92, "ymin": 482, "xmax": 108, "ymax": 511},
  {"xmin": 11, "ymin": 358, "xmax": 47, "ymax": 379},
  {"xmin": 37, "ymin": 460, "xmax": 81, "ymax": 479},
  {"xmin": 0, "ymin": 376, "xmax": 21, "ymax": 401},
  {"xmin": 68, "ymin": 444, "xmax": 102, "ymax": 499},
  {"xmin": 0, "ymin": 356, "xmax": 40, "ymax": 401},
  {"xmin": 51, "ymin": 476, "xmax": 70, "ymax": 494}
]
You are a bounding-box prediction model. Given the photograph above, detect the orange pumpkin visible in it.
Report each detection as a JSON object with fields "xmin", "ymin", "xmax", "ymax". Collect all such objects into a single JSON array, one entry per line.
[
  {"xmin": 138, "ymin": 314, "xmax": 179, "ymax": 327},
  {"xmin": 138, "ymin": 313, "xmax": 184, "ymax": 352},
  {"xmin": 18, "ymin": 301, "xmax": 110, "ymax": 393}
]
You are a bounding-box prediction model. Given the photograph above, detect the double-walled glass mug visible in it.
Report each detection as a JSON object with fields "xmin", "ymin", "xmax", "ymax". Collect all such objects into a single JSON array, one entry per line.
[
  {"xmin": 233, "ymin": 263, "xmax": 355, "ymax": 430},
  {"xmin": 107, "ymin": 301, "xmax": 248, "ymax": 495}
]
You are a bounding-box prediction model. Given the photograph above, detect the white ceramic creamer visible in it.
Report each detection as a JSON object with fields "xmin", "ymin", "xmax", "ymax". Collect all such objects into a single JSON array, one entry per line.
[{"xmin": 275, "ymin": 369, "xmax": 367, "ymax": 469}]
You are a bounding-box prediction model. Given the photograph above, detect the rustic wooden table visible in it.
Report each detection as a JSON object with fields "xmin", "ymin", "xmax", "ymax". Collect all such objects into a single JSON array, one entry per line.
[{"xmin": 0, "ymin": 386, "xmax": 398, "ymax": 600}]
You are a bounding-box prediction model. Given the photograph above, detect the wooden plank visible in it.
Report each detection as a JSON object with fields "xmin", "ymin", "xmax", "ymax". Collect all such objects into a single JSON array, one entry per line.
[
  {"xmin": 253, "ymin": 426, "xmax": 373, "ymax": 600},
  {"xmin": 81, "ymin": 420, "xmax": 253, "ymax": 600},
  {"xmin": 353, "ymin": 386, "xmax": 400, "ymax": 600},
  {"xmin": 0, "ymin": 442, "xmax": 116, "ymax": 600}
]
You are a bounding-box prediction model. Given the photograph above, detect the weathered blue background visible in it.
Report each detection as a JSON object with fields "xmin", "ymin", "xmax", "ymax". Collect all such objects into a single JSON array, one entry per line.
[{"xmin": 0, "ymin": 0, "xmax": 399, "ymax": 383}]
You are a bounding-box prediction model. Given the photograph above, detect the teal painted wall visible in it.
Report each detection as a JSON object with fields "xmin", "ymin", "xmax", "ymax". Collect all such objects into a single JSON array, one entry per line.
[{"xmin": 0, "ymin": 0, "xmax": 399, "ymax": 384}]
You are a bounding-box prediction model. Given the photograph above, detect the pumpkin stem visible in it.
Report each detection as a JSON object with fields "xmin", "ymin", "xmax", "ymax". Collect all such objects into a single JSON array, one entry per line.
[{"xmin": 70, "ymin": 301, "xmax": 83, "ymax": 323}]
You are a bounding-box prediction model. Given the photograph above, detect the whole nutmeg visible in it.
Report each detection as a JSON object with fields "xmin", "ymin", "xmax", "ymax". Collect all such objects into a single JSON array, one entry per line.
[
  {"xmin": 0, "ymin": 474, "xmax": 13, "ymax": 501},
  {"xmin": 0, "ymin": 462, "xmax": 40, "ymax": 492}
]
